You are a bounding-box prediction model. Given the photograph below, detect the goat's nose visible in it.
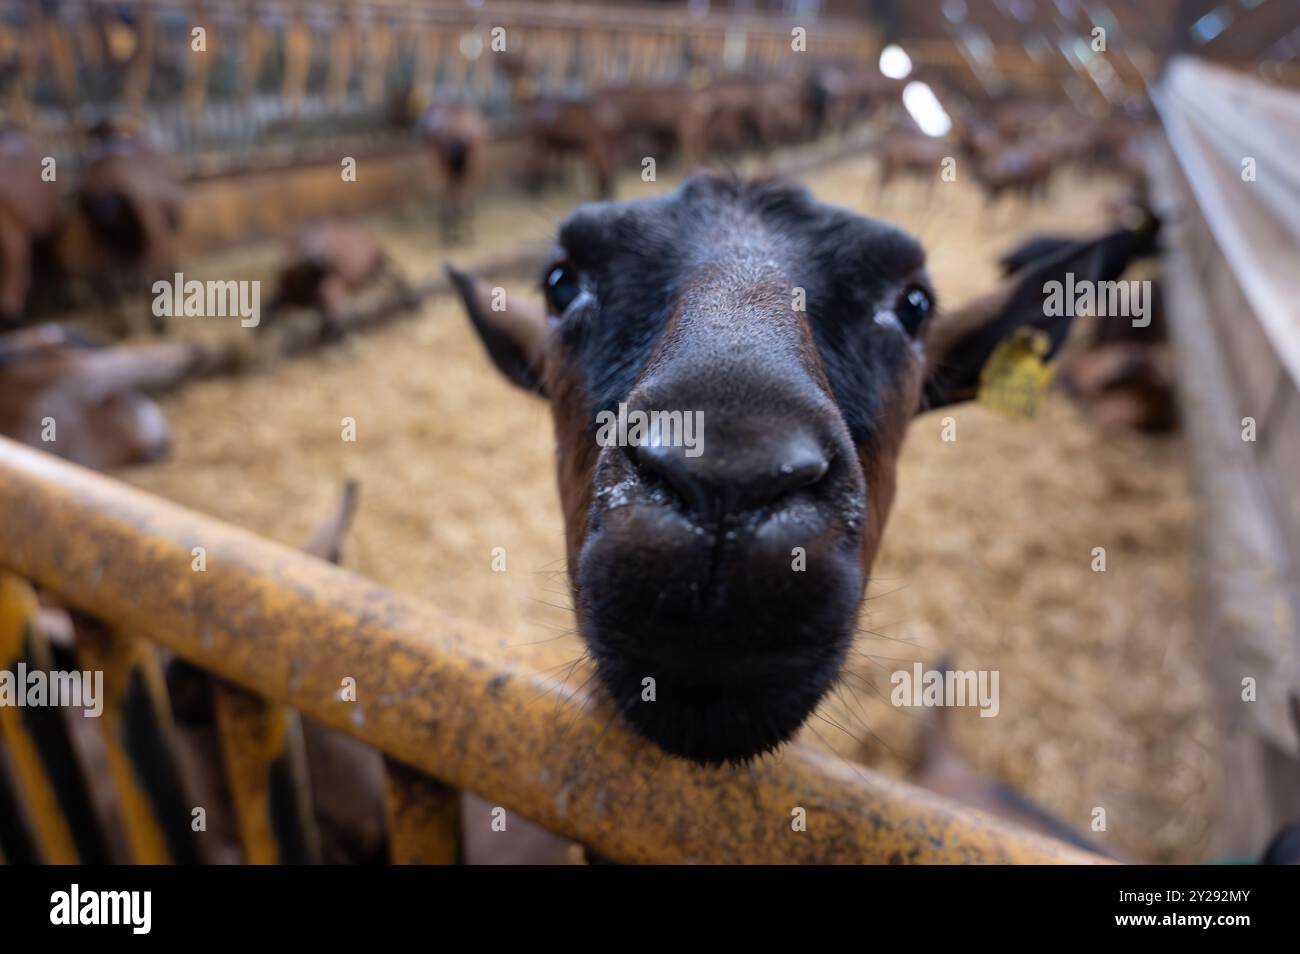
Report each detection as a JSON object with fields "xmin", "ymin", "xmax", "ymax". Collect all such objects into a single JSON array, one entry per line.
[{"xmin": 633, "ymin": 427, "xmax": 830, "ymax": 520}]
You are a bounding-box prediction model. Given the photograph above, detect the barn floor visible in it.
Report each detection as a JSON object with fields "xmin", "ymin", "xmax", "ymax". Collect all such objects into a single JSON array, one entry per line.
[{"xmin": 115, "ymin": 147, "xmax": 1217, "ymax": 863}]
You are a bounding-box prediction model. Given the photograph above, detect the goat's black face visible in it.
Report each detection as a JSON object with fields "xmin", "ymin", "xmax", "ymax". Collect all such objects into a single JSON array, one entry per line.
[
  {"xmin": 540, "ymin": 175, "xmax": 933, "ymax": 764},
  {"xmin": 452, "ymin": 174, "xmax": 1111, "ymax": 765}
]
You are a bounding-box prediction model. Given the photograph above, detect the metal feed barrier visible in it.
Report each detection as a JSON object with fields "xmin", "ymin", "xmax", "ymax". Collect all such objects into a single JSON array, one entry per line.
[
  {"xmin": 0, "ymin": 438, "xmax": 1105, "ymax": 864},
  {"xmin": 1, "ymin": 0, "xmax": 877, "ymax": 178}
]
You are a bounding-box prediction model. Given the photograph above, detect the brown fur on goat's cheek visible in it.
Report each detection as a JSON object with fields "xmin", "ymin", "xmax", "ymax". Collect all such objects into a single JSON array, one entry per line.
[
  {"xmin": 855, "ymin": 361, "xmax": 923, "ymax": 575},
  {"xmin": 544, "ymin": 350, "xmax": 598, "ymax": 576},
  {"xmin": 793, "ymin": 310, "xmax": 835, "ymax": 398}
]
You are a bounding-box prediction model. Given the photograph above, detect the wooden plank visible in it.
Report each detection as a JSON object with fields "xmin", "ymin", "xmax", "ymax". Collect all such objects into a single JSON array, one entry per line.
[
  {"xmin": 1154, "ymin": 60, "xmax": 1300, "ymax": 389},
  {"xmin": 1201, "ymin": 245, "xmax": 1283, "ymax": 421},
  {"xmin": 1151, "ymin": 136, "xmax": 1300, "ymax": 855},
  {"xmin": 1260, "ymin": 379, "xmax": 1300, "ymax": 582}
]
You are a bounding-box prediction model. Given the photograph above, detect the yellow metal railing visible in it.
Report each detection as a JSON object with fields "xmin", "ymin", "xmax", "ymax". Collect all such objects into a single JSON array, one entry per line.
[{"xmin": 0, "ymin": 437, "xmax": 1105, "ymax": 864}]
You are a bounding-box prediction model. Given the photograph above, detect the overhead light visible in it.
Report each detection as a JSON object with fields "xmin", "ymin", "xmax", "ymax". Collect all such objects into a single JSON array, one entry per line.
[
  {"xmin": 879, "ymin": 44, "xmax": 913, "ymax": 79},
  {"xmin": 902, "ymin": 81, "xmax": 952, "ymax": 137}
]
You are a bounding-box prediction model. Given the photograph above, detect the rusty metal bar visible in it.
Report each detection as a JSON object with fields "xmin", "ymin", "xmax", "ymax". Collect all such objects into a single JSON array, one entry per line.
[
  {"xmin": 212, "ymin": 681, "xmax": 322, "ymax": 865},
  {"xmin": 0, "ymin": 574, "xmax": 108, "ymax": 864},
  {"xmin": 0, "ymin": 439, "xmax": 1106, "ymax": 864},
  {"xmin": 384, "ymin": 757, "xmax": 461, "ymax": 865},
  {"xmin": 73, "ymin": 618, "xmax": 199, "ymax": 864}
]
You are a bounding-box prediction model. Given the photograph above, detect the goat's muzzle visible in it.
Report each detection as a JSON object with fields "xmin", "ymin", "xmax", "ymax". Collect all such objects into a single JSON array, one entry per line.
[{"xmin": 574, "ymin": 366, "xmax": 867, "ymax": 764}]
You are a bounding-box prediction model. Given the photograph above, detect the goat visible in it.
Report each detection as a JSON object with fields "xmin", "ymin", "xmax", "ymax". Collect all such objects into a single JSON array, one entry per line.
[
  {"xmin": 974, "ymin": 142, "xmax": 1056, "ymax": 206},
  {"xmin": 447, "ymin": 173, "xmax": 1117, "ymax": 765},
  {"xmin": 874, "ymin": 130, "xmax": 952, "ymax": 199},
  {"xmin": 0, "ymin": 324, "xmax": 226, "ymax": 469},
  {"xmin": 64, "ymin": 120, "xmax": 185, "ymax": 331},
  {"xmin": 419, "ymin": 101, "xmax": 491, "ymax": 242},
  {"xmin": 605, "ymin": 85, "xmax": 712, "ymax": 170},
  {"xmin": 806, "ymin": 64, "xmax": 898, "ymax": 134},
  {"xmin": 749, "ymin": 77, "xmax": 811, "ymax": 150},
  {"xmin": 0, "ymin": 128, "xmax": 64, "ymax": 327},
  {"xmin": 522, "ymin": 95, "xmax": 623, "ymax": 200},
  {"xmin": 264, "ymin": 222, "xmax": 415, "ymax": 344},
  {"xmin": 998, "ymin": 216, "xmax": 1173, "ymax": 432}
]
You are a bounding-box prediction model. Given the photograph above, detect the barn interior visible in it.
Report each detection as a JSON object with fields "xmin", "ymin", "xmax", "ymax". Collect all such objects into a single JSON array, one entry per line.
[{"xmin": 0, "ymin": 0, "xmax": 1297, "ymax": 867}]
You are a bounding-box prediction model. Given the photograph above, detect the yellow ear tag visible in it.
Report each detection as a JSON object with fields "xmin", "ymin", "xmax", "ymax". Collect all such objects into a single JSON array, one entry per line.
[{"xmin": 976, "ymin": 327, "xmax": 1055, "ymax": 419}]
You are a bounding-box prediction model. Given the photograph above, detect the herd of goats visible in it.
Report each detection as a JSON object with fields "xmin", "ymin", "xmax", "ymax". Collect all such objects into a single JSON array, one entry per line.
[
  {"xmin": 0, "ymin": 60, "xmax": 1169, "ymax": 480},
  {"xmin": 415, "ymin": 62, "xmax": 1152, "ymax": 215}
]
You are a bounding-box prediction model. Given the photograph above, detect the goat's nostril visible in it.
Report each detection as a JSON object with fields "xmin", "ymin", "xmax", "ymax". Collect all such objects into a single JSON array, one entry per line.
[
  {"xmin": 632, "ymin": 441, "xmax": 715, "ymax": 515},
  {"xmin": 630, "ymin": 430, "xmax": 831, "ymax": 520},
  {"xmin": 771, "ymin": 450, "xmax": 831, "ymax": 498}
]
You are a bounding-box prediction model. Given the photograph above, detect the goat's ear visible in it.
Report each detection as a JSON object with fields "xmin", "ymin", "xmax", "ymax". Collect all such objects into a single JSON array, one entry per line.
[
  {"xmin": 445, "ymin": 264, "xmax": 547, "ymax": 396},
  {"xmin": 920, "ymin": 228, "xmax": 1142, "ymax": 411}
]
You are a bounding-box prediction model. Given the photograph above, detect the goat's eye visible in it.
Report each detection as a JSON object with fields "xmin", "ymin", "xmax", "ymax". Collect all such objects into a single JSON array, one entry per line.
[
  {"xmin": 896, "ymin": 286, "xmax": 932, "ymax": 336},
  {"xmin": 544, "ymin": 264, "xmax": 581, "ymax": 315}
]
